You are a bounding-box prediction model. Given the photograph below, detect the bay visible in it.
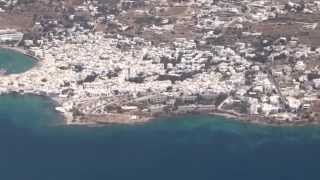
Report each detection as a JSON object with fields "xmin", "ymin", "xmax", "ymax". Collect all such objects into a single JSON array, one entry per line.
[
  {"xmin": 0, "ymin": 48, "xmax": 35, "ymax": 74},
  {"xmin": 0, "ymin": 94, "xmax": 320, "ymax": 180}
]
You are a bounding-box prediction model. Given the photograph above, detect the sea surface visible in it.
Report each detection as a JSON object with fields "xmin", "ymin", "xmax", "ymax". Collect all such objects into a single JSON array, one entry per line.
[
  {"xmin": 1, "ymin": 49, "xmax": 320, "ymax": 180},
  {"xmin": 1, "ymin": 94, "xmax": 320, "ymax": 180},
  {"xmin": 0, "ymin": 48, "xmax": 35, "ymax": 74}
]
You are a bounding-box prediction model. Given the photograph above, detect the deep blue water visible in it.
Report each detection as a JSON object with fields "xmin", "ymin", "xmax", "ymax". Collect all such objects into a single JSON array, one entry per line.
[{"xmin": 1, "ymin": 94, "xmax": 320, "ymax": 180}]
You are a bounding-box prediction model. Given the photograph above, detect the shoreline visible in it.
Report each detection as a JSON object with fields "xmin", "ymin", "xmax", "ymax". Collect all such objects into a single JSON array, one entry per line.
[
  {"xmin": 0, "ymin": 46, "xmax": 39, "ymax": 75},
  {"xmin": 0, "ymin": 91, "xmax": 319, "ymax": 127},
  {"xmin": 0, "ymin": 47, "xmax": 319, "ymax": 128},
  {"xmin": 0, "ymin": 46, "xmax": 40, "ymax": 62}
]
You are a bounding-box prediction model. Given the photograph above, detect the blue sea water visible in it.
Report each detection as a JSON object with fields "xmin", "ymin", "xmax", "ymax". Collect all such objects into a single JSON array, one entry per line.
[
  {"xmin": 1, "ymin": 94, "xmax": 320, "ymax": 180},
  {"xmin": 0, "ymin": 48, "xmax": 35, "ymax": 74}
]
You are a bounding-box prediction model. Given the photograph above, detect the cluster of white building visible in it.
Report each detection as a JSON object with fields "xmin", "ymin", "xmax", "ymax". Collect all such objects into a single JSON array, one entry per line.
[
  {"xmin": 2, "ymin": 0, "xmax": 320, "ymax": 124},
  {"xmin": 0, "ymin": 0, "xmax": 18, "ymax": 12},
  {"xmin": 0, "ymin": 29, "xmax": 23, "ymax": 44}
]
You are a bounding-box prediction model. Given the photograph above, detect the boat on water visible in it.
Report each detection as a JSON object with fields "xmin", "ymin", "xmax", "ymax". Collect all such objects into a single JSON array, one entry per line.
[{"xmin": 0, "ymin": 68, "xmax": 7, "ymax": 76}]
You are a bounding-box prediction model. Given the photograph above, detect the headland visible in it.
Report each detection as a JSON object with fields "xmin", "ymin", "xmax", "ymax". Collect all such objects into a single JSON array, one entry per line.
[{"xmin": 1, "ymin": 0, "xmax": 320, "ymax": 126}]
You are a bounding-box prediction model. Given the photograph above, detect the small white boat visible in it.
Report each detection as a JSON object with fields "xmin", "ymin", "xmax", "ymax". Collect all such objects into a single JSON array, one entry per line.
[{"xmin": 0, "ymin": 68, "xmax": 7, "ymax": 76}]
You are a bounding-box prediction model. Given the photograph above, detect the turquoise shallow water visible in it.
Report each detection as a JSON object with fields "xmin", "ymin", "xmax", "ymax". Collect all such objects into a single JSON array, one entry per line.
[
  {"xmin": 0, "ymin": 48, "xmax": 35, "ymax": 74},
  {"xmin": 1, "ymin": 94, "xmax": 320, "ymax": 180}
]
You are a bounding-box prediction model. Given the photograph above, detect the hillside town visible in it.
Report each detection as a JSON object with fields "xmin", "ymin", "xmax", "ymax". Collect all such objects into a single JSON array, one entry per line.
[{"xmin": 1, "ymin": 0, "xmax": 320, "ymax": 125}]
